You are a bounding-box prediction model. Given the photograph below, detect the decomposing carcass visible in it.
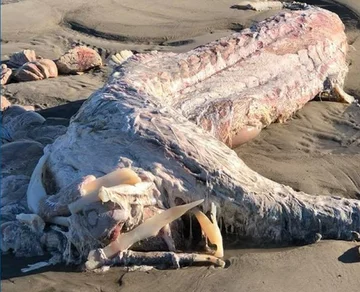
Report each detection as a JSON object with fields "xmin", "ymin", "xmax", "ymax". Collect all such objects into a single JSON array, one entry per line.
[{"xmin": 2, "ymin": 5, "xmax": 359, "ymax": 271}]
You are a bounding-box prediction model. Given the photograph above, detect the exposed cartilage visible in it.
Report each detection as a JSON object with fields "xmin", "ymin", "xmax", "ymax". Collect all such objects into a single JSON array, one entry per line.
[
  {"xmin": 68, "ymin": 168, "xmax": 141, "ymax": 214},
  {"xmin": 108, "ymin": 250, "xmax": 226, "ymax": 269},
  {"xmin": 98, "ymin": 182, "xmax": 157, "ymax": 208},
  {"xmin": 192, "ymin": 203, "xmax": 224, "ymax": 258},
  {"xmin": 85, "ymin": 199, "xmax": 204, "ymax": 269}
]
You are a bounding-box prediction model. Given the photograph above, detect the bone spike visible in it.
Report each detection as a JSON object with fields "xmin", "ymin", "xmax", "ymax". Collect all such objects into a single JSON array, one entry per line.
[
  {"xmin": 193, "ymin": 203, "xmax": 224, "ymax": 258},
  {"xmin": 68, "ymin": 168, "xmax": 141, "ymax": 214},
  {"xmin": 26, "ymin": 152, "xmax": 49, "ymax": 214},
  {"xmin": 86, "ymin": 199, "xmax": 204, "ymax": 269}
]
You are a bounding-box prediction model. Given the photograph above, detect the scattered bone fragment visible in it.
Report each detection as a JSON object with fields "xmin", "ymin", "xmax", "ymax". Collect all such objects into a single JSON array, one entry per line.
[
  {"xmin": 15, "ymin": 59, "xmax": 58, "ymax": 82},
  {"xmin": 55, "ymin": 46, "xmax": 103, "ymax": 74},
  {"xmin": 8, "ymin": 49, "xmax": 37, "ymax": 68},
  {"xmin": 1, "ymin": 64, "xmax": 12, "ymax": 85}
]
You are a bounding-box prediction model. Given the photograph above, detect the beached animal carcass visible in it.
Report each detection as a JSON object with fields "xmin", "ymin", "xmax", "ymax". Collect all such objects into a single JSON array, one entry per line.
[{"xmin": 2, "ymin": 5, "xmax": 359, "ymax": 270}]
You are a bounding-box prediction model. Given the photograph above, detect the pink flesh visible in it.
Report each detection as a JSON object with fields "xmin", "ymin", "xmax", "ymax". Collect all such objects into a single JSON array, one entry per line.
[
  {"xmin": 231, "ymin": 126, "xmax": 262, "ymax": 148},
  {"xmin": 117, "ymin": 8, "xmax": 348, "ymax": 148}
]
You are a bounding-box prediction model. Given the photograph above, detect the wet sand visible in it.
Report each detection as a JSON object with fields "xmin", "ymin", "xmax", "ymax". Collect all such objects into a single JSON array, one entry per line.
[{"xmin": 1, "ymin": 0, "xmax": 360, "ymax": 291}]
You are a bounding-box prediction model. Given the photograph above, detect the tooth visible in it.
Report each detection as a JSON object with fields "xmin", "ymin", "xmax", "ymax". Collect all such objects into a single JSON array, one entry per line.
[
  {"xmin": 119, "ymin": 50, "xmax": 133, "ymax": 60},
  {"xmin": 68, "ymin": 168, "xmax": 141, "ymax": 214},
  {"xmin": 27, "ymin": 152, "xmax": 50, "ymax": 214},
  {"xmin": 193, "ymin": 202, "xmax": 224, "ymax": 258},
  {"xmin": 334, "ymin": 84, "xmax": 355, "ymax": 104},
  {"xmin": 82, "ymin": 168, "xmax": 141, "ymax": 195},
  {"xmin": 86, "ymin": 199, "xmax": 204, "ymax": 268},
  {"xmin": 111, "ymin": 54, "xmax": 121, "ymax": 63}
]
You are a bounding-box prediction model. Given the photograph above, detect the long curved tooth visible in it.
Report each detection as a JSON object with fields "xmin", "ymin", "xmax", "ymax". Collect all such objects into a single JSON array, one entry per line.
[
  {"xmin": 81, "ymin": 168, "xmax": 141, "ymax": 195},
  {"xmin": 86, "ymin": 199, "xmax": 204, "ymax": 269},
  {"xmin": 27, "ymin": 152, "xmax": 49, "ymax": 214},
  {"xmin": 68, "ymin": 168, "xmax": 141, "ymax": 214},
  {"xmin": 334, "ymin": 84, "xmax": 355, "ymax": 104},
  {"xmin": 193, "ymin": 202, "xmax": 224, "ymax": 258}
]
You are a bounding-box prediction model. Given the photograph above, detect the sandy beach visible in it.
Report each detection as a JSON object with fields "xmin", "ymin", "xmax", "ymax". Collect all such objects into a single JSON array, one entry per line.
[{"xmin": 1, "ymin": 0, "xmax": 360, "ymax": 291}]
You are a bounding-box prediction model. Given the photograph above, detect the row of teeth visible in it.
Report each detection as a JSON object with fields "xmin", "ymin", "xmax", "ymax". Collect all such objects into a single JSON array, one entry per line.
[
  {"xmin": 108, "ymin": 50, "xmax": 134, "ymax": 67},
  {"xmin": 27, "ymin": 162, "xmax": 224, "ymax": 268},
  {"xmin": 76, "ymin": 169, "xmax": 224, "ymax": 268}
]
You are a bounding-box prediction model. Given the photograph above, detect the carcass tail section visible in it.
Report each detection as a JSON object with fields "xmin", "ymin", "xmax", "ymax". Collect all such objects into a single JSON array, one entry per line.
[{"xmin": 116, "ymin": 8, "xmax": 349, "ymax": 148}]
